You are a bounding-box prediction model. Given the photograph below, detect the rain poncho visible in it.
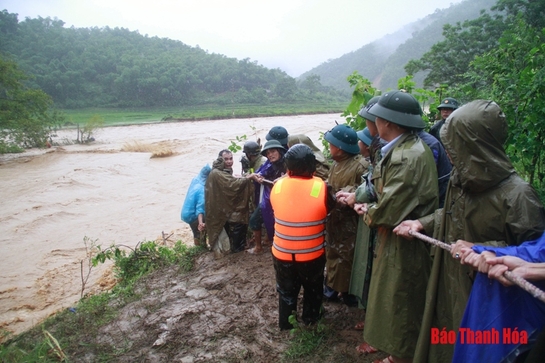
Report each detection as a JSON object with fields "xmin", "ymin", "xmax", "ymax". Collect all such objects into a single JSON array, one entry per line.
[
  {"xmin": 204, "ymin": 157, "xmax": 254, "ymax": 251},
  {"xmin": 325, "ymin": 153, "xmax": 367, "ymax": 293},
  {"xmin": 363, "ymin": 132, "xmax": 438, "ymax": 359},
  {"xmin": 413, "ymin": 100, "xmax": 545, "ymax": 363},
  {"xmin": 181, "ymin": 164, "xmax": 211, "ymax": 224},
  {"xmin": 453, "ymin": 234, "xmax": 545, "ymax": 363}
]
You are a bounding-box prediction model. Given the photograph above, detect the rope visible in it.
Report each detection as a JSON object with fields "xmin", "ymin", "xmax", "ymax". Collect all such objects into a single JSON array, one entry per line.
[{"xmin": 408, "ymin": 230, "xmax": 545, "ymax": 304}]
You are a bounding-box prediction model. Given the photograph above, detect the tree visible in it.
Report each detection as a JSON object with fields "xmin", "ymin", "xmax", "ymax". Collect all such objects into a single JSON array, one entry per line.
[
  {"xmin": 0, "ymin": 56, "xmax": 62, "ymax": 152},
  {"xmin": 462, "ymin": 19, "xmax": 545, "ymax": 197},
  {"xmin": 404, "ymin": 12, "xmax": 506, "ymax": 88}
]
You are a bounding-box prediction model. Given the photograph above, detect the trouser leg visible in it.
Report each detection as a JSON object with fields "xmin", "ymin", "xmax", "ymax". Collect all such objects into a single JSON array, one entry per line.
[
  {"xmin": 229, "ymin": 222, "xmax": 248, "ymax": 253},
  {"xmin": 301, "ymin": 255, "xmax": 326, "ymax": 325},
  {"xmin": 273, "ymin": 257, "xmax": 299, "ymax": 330}
]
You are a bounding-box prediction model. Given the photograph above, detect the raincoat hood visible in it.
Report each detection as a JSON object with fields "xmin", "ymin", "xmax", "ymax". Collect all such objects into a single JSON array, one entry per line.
[
  {"xmin": 441, "ymin": 100, "xmax": 514, "ymax": 193},
  {"xmin": 212, "ymin": 157, "xmax": 233, "ymax": 174},
  {"xmin": 197, "ymin": 164, "xmax": 212, "ymax": 184}
]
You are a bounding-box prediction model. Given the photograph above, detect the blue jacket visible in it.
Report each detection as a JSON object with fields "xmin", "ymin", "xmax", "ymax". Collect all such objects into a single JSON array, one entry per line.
[
  {"xmin": 181, "ymin": 164, "xmax": 211, "ymax": 224},
  {"xmin": 453, "ymin": 233, "xmax": 545, "ymax": 363}
]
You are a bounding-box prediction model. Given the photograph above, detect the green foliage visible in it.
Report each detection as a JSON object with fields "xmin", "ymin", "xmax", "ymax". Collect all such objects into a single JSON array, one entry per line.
[
  {"xmin": 405, "ymin": 11, "xmax": 506, "ymax": 88},
  {"xmin": 93, "ymin": 240, "xmax": 200, "ymax": 286},
  {"xmin": 406, "ymin": 0, "xmax": 545, "ymax": 202},
  {"xmin": 77, "ymin": 114, "xmax": 104, "ymax": 143},
  {"xmin": 0, "ymin": 56, "xmax": 63, "ymax": 151},
  {"xmin": 0, "ymin": 12, "xmax": 344, "ymax": 109},
  {"xmin": 0, "ymin": 333, "xmax": 57, "ymax": 363},
  {"xmin": 397, "ymin": 75, "xmax": 437, "ymax": 125},
  {"xmin": 341, "ymin": 72, "xmax": 377, "ymax": 127},
  {"xmin": 228, "ymin": 134, "xmax": 247, "ymax": 154},
  {"xmin": 462, "ymin": 19, "xmax": 545, "ymax": 197},
  {"xmin": 0, "ymin": 240, "xmax": 204, "ymax": 362},
  {"xmin": 284, "ymin": 314, "xmax": 329, "ymax": 359}
]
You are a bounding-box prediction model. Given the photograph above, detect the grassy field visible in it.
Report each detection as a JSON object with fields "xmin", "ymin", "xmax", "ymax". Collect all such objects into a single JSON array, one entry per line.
[{"xmin": 61, "ymin": 102, "xmax": 346, "ymax": 126}]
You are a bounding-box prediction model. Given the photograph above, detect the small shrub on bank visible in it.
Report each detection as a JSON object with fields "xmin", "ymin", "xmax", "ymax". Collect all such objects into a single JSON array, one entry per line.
[{"xmin": 0, "ymin": 241, "xmax": 204, "ymax": 362}]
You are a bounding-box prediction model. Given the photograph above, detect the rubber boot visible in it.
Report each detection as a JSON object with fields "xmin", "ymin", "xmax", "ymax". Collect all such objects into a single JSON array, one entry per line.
[{"xmin": 278, "ymin": 295, "xmax": 297, "ymax": 330}]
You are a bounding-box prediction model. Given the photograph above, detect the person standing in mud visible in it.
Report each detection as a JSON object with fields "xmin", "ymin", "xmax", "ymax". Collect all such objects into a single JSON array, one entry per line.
[
  {"xmin": 246, "ymin": 139, "xmax": 287, "ymax": 254},
  {"xmin": 205, "ymin": 149, "xmax": 254, "ymax": 256},
  {"xmin": 358, "ymin": 91, "xmax": 439, "ymax": 363},
  {"xmin": 323, "ymin": 124, "xmax": 367, "ymax": 306},
  {"xmin": 270, "ymin": 144, "xmax": 334, "ymax": 330}
]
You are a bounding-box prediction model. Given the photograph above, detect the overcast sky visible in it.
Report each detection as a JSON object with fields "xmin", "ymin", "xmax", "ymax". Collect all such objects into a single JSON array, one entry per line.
[{"xmin": 2, "ymin": 0, "xmax": 464, "ymax": 77}]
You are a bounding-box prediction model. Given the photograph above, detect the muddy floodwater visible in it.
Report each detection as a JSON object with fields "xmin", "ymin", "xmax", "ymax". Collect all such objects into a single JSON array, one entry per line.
[{"xmin": 0, "ymin": 113, "xmax": 340, "ymax": 337}]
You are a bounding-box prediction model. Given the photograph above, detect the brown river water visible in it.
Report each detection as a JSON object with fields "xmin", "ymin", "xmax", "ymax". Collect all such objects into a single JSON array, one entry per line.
[{"xmin": 0, "ymin": 113, "xmax": 340, "ymax": 337}]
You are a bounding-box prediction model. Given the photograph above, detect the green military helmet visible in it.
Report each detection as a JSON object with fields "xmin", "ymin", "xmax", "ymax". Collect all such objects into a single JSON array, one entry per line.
[
  {"xmin": 265, "ymin": 126, "xmax": 288, "ymax": 146},
  {"xmin": 261, "ymin": 139, "xmax": 286, "ymax": 156},
  {"xmin": 324, "ymin": 124, "xmax": 360, "ymax": 155},
  {"xmin": 358, "ymin": 95, "xmax": 381, "ymax": 122},
  {"xmin": 243, "ymin": 140, "xmax": 261, "ymax": 156},
  {"xmin": 367, "ymin": 90, "xmax": 426, "ymax": 130},
  {"xmin": 356, "ymin": 127, "xmax": 373, "ymax": 147},
  {"xmin": 437, "ymin": 97, "xmax": 459, "ymax": 110}
]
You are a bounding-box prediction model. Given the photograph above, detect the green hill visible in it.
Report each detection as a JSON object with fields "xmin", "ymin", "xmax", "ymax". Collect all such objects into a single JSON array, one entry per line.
[{"xmin": 299, "ymin": 0, "xmax": 497, "ymax": 92}]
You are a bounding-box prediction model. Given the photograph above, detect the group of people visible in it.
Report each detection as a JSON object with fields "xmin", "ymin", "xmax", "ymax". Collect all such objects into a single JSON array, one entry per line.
[{"xmin": 181, "ymin": 91, "xmax": 545, "ymax": 363}]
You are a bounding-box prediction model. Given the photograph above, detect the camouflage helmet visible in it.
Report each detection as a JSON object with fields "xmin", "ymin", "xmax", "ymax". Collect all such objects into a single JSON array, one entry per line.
[
  {"xmin": 358, "ymin": 95, "xmax": 381, "ymax": 122},
  {"xmin": 367, "ymin": 90, "xmax": 426, "ymax": 130},
  {"xmin": 243, "ymin": 140, "xmax": 261, "ymax": 156},
  {"xmin": 324, "ymin": 124, "xmax": 360, "ymax": 155},
  {"xmin": 437, "ymin": 97, "xmax": 459, "ymax": 110}
]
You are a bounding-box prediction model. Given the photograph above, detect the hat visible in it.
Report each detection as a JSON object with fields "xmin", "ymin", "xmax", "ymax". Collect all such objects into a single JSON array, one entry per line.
[
  {"xmin": 324, "ymin": 124, "xmax": 360, "ymax": 155},
  {"xmin": 367, "ymin": 90, "xmax": 426, "ymax": 130},
  {"xmin": 358, "ymin": 95, "xmax": 381, "ymax": 122},
  {"xmin": 261, "ymin": 139, "xmax": 286, "ymax": 156},
  {"xmin": 265, "ymin": 126, "xmax": 288, "ymax": 146},
  {"xmin": 437, "ymin": 97, "xmax": 459, "ymax": 110},
  {"xmin": 357, "ymin": 127, "xmax": 373, "ymax": 146}
]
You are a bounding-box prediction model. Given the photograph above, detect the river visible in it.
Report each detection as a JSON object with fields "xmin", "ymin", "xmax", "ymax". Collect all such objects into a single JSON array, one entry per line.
[{"xmin": 0, "ymin": 113, "xmax": 341, "ymax": 337}]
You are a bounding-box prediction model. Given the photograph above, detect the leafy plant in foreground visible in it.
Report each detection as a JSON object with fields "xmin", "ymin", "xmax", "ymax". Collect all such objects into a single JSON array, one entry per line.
[{"xmin": 283, "ymin": 313, "xmax": 329, "ymax": 359}]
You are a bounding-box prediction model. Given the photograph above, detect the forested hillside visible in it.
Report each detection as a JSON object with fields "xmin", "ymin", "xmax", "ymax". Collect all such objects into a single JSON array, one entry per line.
[
  {"xmin": 301, "ymin": 0, "xmax": 497, "ymax": 91},
  {"xmin": 0, "ymin": 10, "xmax": 341, "ymax": 109}
]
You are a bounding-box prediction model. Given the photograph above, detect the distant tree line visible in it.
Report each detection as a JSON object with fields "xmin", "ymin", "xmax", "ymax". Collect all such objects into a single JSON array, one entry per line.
[{"xmin": 0, "ymin": 10, "xmax": 342, "ymax": 109}]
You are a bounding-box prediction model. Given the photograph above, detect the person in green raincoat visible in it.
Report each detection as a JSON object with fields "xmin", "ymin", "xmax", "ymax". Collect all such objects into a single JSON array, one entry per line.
[
  {"xmin": 323, "ymin": 124, "xmax": 367, "ymax": 305},
  {"xmin": 394, "ymin": 100, "xmax": 545, "ymax": 363},
  {"xmin": 358, "ymin": 91, "xmax": 439, "ymax": 363}
]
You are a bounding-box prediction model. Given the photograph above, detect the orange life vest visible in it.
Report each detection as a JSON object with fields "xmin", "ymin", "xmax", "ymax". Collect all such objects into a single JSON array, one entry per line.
[{"xmin": 270, "ymin": 176, "xmax": 327, "ymax": 262}]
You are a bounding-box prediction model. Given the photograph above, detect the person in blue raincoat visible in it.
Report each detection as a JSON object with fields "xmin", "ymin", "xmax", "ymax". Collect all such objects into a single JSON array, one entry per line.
[
  {"xmin": 455, "ymin": 233, "xmax": 545, "ymax": 363},
  {"xmin": 181, "ymin": 164, "xmax": 211, "ymax": 246}
]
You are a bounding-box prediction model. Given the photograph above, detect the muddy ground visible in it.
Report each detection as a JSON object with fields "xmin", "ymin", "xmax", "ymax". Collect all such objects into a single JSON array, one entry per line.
[{"xmin": 78, "ymin": 245, "xmax": 387, "ymax": 362}]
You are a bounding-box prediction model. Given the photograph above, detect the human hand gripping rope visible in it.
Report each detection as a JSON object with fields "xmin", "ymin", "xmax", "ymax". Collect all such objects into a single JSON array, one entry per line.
[{"xmin": 408, "ymin": 230, "xmax": 545, "ymax": 304}]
